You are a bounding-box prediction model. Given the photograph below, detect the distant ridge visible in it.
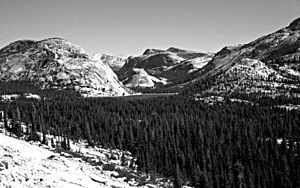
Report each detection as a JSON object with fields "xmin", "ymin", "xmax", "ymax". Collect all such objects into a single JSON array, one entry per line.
[{"xmin": 184, "ymin": 17, "xmax": 300, "ymax": 97}]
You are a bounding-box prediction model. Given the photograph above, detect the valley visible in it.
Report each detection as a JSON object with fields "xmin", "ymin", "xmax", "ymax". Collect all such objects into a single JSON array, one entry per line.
[{"xmin": 0, "ymin": 17, "xmax": 300, "ymax": 188}]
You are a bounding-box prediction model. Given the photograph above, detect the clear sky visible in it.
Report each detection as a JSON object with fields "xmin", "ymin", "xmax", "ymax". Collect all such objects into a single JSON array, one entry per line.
[{"xmin": 0, "ymin": 0, "xmax": 299, "ymax": 57}]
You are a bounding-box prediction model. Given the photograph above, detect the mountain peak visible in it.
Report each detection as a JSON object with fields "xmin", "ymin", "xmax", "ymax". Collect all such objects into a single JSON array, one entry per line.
[
  {"xmin": 166, "ymin": 47, "xmax": 189, "ymax": 53},
  {"xmin": 142, "ymin": 48, "xmax": 165, "ymax": 55},
  {"xmin": 0, "ymin": 40, "xmax": 36, "ymax": 54},
  {"xmin": 0, "ymin": 38, "xmax": 128, "ymax": 96},
  {"xmin": 288, "ymin": 17, "xmax": 300, "ymax": 31},
  {"xmin": 92, "ymin": 53, "xmax": 126, "ymax": 72},
  {"xmin": 39, "ymin": 37, "xmax": 67, "ymax": 42}
]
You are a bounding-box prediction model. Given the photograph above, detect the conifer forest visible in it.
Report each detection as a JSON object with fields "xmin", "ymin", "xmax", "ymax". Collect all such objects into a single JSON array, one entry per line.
[{"xmin": 0, "ymin": 82, "xmax": 300, "ymax": 188}]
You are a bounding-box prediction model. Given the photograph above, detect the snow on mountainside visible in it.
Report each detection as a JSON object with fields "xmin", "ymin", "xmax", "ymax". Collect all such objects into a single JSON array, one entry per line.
[
  {"xmin": 189, "ymin": 17, "xmax": 300, "ymax": 97},
  {"xmin": 92, "ymin": 53, "xmax": 126, "ymax": 72},
  {"xmin": 117, "ymin": 48, "xmax": 211, "ymax": 89},
  {"xmin": 0, "ymin": 38, "xmax": 128, "ymax": 97}
]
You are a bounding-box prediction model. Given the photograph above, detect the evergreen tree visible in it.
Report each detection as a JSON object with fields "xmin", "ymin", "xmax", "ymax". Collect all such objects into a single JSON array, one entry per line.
[{"xmin": 173, "ymin": 163, "xmax": 182, "ymax": 188}]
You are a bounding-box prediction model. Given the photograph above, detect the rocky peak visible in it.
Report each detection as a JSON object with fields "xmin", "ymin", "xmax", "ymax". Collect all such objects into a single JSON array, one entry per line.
[
  {"xmin": 0, "ymin": 40, "xmax": 36, "ymax": 54},
  {"xmin": 92, "ymin": 53, "xmax": 126, "ymax": 72},
  {"xmin": 142, "ymin": 48, "xmax": 165, "ymax": 55},
  {"xmin": 0, "ymin": 38, "xmax": 128, "ymax": 97},
  {"xmin": 37, "ymin": 38, "xmax": 86, "ymax": 55},
  {"xmin": 288, "ymin": 17, "xmax": 300, "ymax": 31},
  {"xmin": 215, "ymin": 46, "xmax": 232, "ymax": 57},
  {"xmin": 166, "ymin": 47, "xmax": 189, "ymax": 53}
]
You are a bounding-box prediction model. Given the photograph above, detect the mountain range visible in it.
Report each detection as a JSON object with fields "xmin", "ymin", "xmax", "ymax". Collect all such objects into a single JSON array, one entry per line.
[
  {"xmin": 0, "ymin": 18, "xmax": 299, "ymax": 97},
  {"xmin": 0, "ymin": 17, "xmax": 300, "ymax": 188},
  {"xmin": 117, "ymin": 47, "xmax": 213, "ymax": 89},
  {"xmin": 187, "ymin": 17, "xmax": 300, "ymax": 97}
]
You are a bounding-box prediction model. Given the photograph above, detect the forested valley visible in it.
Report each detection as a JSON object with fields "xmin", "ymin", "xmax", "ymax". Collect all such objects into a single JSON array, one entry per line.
[{"xmin": 0, "ymin": 82, "xmax": 300, "ymax": 188}]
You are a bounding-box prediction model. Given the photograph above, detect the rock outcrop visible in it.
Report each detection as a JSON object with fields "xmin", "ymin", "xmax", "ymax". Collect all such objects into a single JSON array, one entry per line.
[{"xmin": 0, "ymin": 38, "xmax": 128, "ymax": 97}]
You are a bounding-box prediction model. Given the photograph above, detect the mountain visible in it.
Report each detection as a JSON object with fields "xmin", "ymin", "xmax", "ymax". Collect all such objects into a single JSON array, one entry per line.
[
  {"xmin": 123, "ymin": 68, "xmax": 167, "ymax": 88},
  {"xmin": 186, "ymin": 17, "xmax": 300, "ymax": 97},
  {"xmin": 92, "ymin": 53, "xmax": 126, "ymax": 72},
  {"xmin": 117, "ymin": 47, "xmax": 213, "ymax": 89},
  {"xmin": 0, "ymin": 38, "xmax": 128, "ymax": 97}
]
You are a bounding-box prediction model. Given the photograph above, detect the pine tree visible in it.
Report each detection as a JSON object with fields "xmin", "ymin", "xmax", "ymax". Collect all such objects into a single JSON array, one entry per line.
[
  {"xmin": 3, "ymin": 111, "xmax": 9, "ymax": 135},
  {"xmin": 121, "ymin": 152, "xmax": 126, "ymax": 166},
  {"xmin": 173, "ymin": 163, "xmax": 182, "ymax": 188},
  {"xmin": 85, "ymin": 118, "xmax": 93, "ymax": 146}
]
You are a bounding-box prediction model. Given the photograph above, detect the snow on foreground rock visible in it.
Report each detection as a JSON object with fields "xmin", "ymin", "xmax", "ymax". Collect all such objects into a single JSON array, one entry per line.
[{"xmin": 0, "ymin": 133, "xmax": 138, "ymax": 188}]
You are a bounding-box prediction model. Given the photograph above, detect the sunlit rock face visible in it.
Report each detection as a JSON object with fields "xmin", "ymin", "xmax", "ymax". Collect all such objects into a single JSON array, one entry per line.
[
  {"xmin": 188, "ymin": 18, "xmax": 300, "ymax": 97},
  {"xmin": 92, "ymin": 53, "xmax": 126, "ymax": 72},
  {"xmin": 117, "ymin": 47, "xmax": 212, "ymax": 88},
  {"xmin": 0, "ymin": 38, "xmax": 128, "ymax": 96}
]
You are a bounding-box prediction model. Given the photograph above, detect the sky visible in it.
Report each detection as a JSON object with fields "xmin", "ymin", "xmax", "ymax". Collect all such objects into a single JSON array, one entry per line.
[{"xmin": 0, "ymin": 0, "xmax": 299, "ymax": 57}]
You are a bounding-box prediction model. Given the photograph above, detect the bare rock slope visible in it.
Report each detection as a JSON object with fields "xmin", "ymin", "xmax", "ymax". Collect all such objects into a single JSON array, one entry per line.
[
  {"xmin": 0, "ymin": 38, "xmax": 128, "ymax": 96},
  {"xmin": 0, "ymin": 133, "xmax": 133, "ymax": 188},
  {"xmin": 189, "ymin": 17, "xmax": 300, "ymax": 97},
  {"xmin": 117, "ymin": 47, "xmax": 213, "ymax": 89},
  {"xmin": 92, "ymin": 53, "xmax": 126, "ymax": 72}
]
